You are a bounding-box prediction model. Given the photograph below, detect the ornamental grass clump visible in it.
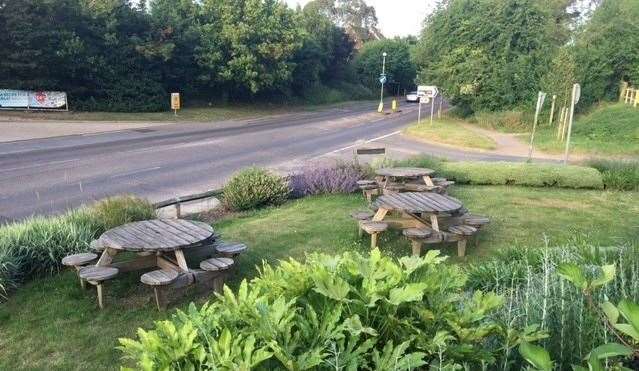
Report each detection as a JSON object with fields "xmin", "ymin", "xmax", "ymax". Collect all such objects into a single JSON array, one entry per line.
[
  {"xmin": 587, "ymin": 159, "xmax": 639, "ymax": 191},
  {"xmin": 119, "ymin": 249, "xmax": 542, "ymax": 370},
  {"xmin": 289, "ymin": 162, "xmax": 367, "ymax": 197},
  {"xmin": 223, "ymin": 167, "xmax": 290, "ymax": 211}
]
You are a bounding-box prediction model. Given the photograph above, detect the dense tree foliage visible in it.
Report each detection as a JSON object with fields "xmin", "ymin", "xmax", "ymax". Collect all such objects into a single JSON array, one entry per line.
[
  {"xmin": 573, "ymin": 0, "xmax": 639, "ymax": 106},
  {"xmin": 0, "ymin": 0, "xmax": 364, "ymax": 111},
  {"xmin": 414, "ymin": 0, "xmax": 568, "ymax": 115},
  {"xmin": 354, "ymin": 39, "xmax": 417, "ymax": 95}
]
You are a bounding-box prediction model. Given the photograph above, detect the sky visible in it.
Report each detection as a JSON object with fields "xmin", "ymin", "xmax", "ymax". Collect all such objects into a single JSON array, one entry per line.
[{"xmin": 284, "ymin": 0, "xmax": 437, "ymax": 38}]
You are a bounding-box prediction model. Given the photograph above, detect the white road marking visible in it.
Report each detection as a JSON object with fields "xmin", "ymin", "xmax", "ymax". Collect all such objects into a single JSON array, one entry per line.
[
  {"xmin": 313, "ymin": 130, "xmax": 402, "ymax": 159},
  {"xmin": 110, "ymin": 166, "xmax": 162, "ymax": 178}
]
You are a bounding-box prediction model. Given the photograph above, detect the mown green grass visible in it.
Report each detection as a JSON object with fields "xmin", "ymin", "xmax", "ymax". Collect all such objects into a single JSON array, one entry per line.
[
  {"xmin": 533, "ymin": 103, "xmax": 639, "ymax": 157},
  {"xmin": 0, "ymin": 187, "xmax": 637, "ymax": 369},
  {"xmin": 404, "ymin": 118, "xmax": 497, "ymax": 150}
]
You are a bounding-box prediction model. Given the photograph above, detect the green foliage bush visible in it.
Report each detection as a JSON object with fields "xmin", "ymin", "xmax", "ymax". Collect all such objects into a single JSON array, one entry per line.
[
  {"xmin": 0, "ymin": 196, "xmax": 155, "ymax": 299},
  {"xmin": 442, "ymin": 161, "xmax": 604, "ymax": 189},
  {"xmin": 120, "ymin": 249, "xmax": 537, "ymax": 369},
  {"xmin": 223, "ymin": 168, "xmax": 290, "ymax": 211},
  {"xmin": 465, "ymin": 242, "xmax": 639, "ymax": 368},
  {"xmin": 385, "ymin": 156, "xmax": 605, "ymax": 189},
  {"xmin": 588, "ymin": 159, "xmax": 639, "ymax": 191}
]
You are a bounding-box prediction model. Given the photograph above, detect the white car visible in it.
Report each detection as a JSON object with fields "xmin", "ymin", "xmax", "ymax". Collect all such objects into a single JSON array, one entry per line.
[{"xmin": 406, "ymin": 91, "xmax": 421, "ymax": 103}]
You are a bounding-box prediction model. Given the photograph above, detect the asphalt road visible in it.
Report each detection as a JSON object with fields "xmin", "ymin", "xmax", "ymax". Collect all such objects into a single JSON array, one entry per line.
[{"xmin": 1, "ymin": 102, "xmax": 430, "ymax": 221}]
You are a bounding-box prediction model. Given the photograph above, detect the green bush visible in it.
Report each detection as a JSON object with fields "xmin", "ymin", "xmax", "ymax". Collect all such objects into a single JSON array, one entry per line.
[
  {"xmin": 120, "ymin": 249, "xmax": 538, "ymax": 369},
  {"xmin": 442, "ymin": 161, "xmax": 604, "ymax": 189},
  {"xmin": 223, "ymin": 167, "xmax": 290, "ymax": 211},
  {"xmin": 386, "ymin": 156, "xmax": 605, "ymax": 189},
  {"xmin": 587, "ymin": 159, "xmax": 639, "ymax": 191},
  {"xmin": 0, "ymin": 196, "xmax": 155, "ymax": 299},
  {"xmin": 465, "ymin": 242, "xmax": 639, "ymax": 368}
]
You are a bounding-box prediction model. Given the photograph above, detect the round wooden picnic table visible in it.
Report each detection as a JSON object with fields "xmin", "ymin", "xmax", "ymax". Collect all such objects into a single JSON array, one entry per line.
[
  {"xmin": 98, "ymin": 219, "xmax": 215, "ymax": 253},
  {"xmin": 374, "ymin": 192, "xmax": 462, "ymax": 215},
  {"xmin": 375, "ymin": 167, "xmax": 436, "ymax": 178}
]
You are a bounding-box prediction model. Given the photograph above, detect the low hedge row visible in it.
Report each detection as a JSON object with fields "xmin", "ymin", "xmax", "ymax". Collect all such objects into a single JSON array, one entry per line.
[
  {"xmin": 386, "ymin": 155, "xmax": 605, "ymax": 190},
  {"xmin": 0, "ymin": 196, "xmax": 155, "ymax": 300}
]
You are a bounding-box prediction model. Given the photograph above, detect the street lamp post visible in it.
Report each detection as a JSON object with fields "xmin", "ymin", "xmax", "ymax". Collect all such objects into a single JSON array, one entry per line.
[{"xmin": 378, "ymin": 52, "xmax": 387, "ymax": 112}]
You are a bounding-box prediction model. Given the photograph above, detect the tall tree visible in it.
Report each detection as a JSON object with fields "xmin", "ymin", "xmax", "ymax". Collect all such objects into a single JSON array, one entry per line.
[
  {"xmin": 414, "ymin": 0, "xmax": 567, "ymax": 114},
  {"xmin": 354, "ymin": 39, "xmax": 416, "ymax": 94},
  {"xmin": 198, "ymin": 0, "xmax": 303, "ymax": 96}
]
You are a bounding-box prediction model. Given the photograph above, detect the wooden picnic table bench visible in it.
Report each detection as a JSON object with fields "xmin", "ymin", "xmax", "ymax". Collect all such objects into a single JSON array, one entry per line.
[
  {"xmin": 371, "ymin": 192, "xmax": 482, "ymax": 256},
  {"xmin": 375, "ymin": 167, "xmax": 444, "ymax": 194}
]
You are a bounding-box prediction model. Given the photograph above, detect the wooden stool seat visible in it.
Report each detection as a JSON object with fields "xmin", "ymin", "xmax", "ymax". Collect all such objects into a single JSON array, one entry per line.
[
  {"xmin": 141, "ymin": 269, "xmax": 179, "ymax": 286},
  {"xmin": 402, "ymin": 228, "xmax": 433, "ymax": 239},
  {"xmin": 78, "ymin": 266, "xmax": 119, "ymax": 282},
  {"xmin": 214, "ymin": 242, "xmax": 247, "ymax": 257},
  {"xmin": 437, "ymin": 180, "xmax": 455, "ymax": 187},
  {"xmin": 462, "ymin": 214, "xmax": 490, "ymax": 227},
  {"xmin": 360, "ymin": 221, "xmax": 388, "ymax": 234},
  {"xmin": 200, "ymin": 257, "xmax": 234, "ymax": 271},
  {"xmin": 78, "ymin": 265, "xmax": 118, "ymax": 309},
  {"xmin": 357, "ymin": 180, "xmax": 377, "ymax": 186},
  {"xmin": 350, "ymin": 211, "xmax": 374, "ymax": 220},
  {"xmin": 431, "ymin": 177, "xmax": 447, "ymax": 183},
  {"xmin": 449, "ymin": 225, "xmax": 478, "ymax": 236},
  {"xmin": 62, "ymin": 253, "xmax": 98, "ymax": 267}
]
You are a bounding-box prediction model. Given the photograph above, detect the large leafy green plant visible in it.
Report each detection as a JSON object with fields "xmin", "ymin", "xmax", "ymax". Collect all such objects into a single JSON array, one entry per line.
[{"xmin": 120, "ymin": 249, "xmax": 537, "ymax": 370}]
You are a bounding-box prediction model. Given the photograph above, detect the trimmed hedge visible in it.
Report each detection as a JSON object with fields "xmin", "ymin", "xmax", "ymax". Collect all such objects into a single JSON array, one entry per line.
[
  {"xmin": 442, "ymin": 161, "xmax": 604, "ymax": 189},
  {"xmin": 0, "ymin": 196, "xmax": 155, "ymax": 300},
  {"xmin": 386, "ymin": 156, "xmax": 605, "ymax": 190}
]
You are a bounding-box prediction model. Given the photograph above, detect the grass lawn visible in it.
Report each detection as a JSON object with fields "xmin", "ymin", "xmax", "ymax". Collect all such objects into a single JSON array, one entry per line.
[
  {"xmin": 532, "ymin": 103, "xmax": 639, "ymax": 157},
  {"xmin": 0, "ymin": 100, "xmax": 374, "ymax": 123},
  {"xmin": 404, "ymin": 118, "xmax": 497, "ymax": 150},
  {"xmin": 0, "ymin": 186, "xmax": 637, "ymax": 370}
]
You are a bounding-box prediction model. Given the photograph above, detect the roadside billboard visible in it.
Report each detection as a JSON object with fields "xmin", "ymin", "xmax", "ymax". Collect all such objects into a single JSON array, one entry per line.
[{"xmin": 0, "ymin": 89, "xmax": 68, "ymax": 110}]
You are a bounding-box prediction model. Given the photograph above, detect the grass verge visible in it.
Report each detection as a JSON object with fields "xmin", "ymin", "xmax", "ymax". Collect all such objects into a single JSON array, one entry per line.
[
  {"xmin": 403, "ymin": 118, "xmax": 497, "ymax": 150},
  {"xmin": 529, "ymin": 103, "xmax": 639, "ymax": 157},
  {"xmin": 0, "ymin": 186, "xmax": 637, "ymax": 369}
]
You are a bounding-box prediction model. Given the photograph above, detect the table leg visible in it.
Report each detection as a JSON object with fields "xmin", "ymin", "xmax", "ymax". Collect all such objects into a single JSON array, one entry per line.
[
  {"xmin": 372, "ymin": 208, "xmax": 389, "ymax": 222},
  {"xmin": 430, "ymin": 215, "xmax": 440, "ymax": 231},
  {"xmin": 96, "ymin": 247, "xmax": 118, "ymax": 266},
  {"xmin": 423, "ymin": 175, "xmax": 435, "ymax": 187},
  {"xmin": 174, "ymin": 250, "xmax": 190, "ymax": 272}
]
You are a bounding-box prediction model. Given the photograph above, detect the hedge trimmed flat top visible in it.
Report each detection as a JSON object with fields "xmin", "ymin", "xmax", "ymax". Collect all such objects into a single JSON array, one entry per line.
[
  {"xmin": 99, "ymin": 219, "xmax": 214, "ymax": 252},
  {"xmin": 375, "ymin": 167, "xmax": 435, "ymax": 178},
  {"xmin": 374, "ymin": 192, "xmax": 463, "ymax": 214}
]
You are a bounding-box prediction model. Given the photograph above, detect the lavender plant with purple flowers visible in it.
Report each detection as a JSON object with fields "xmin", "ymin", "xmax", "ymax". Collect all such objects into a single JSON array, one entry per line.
[{"xmin": 290, "ymin": 162, "xmax": 368, "ymax": 197}]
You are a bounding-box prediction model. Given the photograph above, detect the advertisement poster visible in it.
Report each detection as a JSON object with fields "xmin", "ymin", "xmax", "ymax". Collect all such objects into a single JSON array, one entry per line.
[{"xmin": 0, "ymin": 89, "xmax": 67, "ymax": 109}]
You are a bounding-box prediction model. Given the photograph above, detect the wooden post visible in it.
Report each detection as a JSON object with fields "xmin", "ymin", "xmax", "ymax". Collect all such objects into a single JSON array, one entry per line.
[
  {"xmin": 557, "ymin": 106, "xmax": 566, "ymax": 140},
  {"xmin": 563, "ymin": 83, "xmax": 580, "ymax": 165},
  {"xmin": 548, "ymin": 95, "xmax": 556, "ymax": 126},
  {"xmin": 370, "ymin": 233, "xmax": 379, "ymax": 249},
  {"xmin": 411, "ymin": 241, "xmax": 422, "ymax": 256},
  {"xmin": 457, "ymin": 240, "xmax": 467, "ymax": 257},
  {"xmin": 97, "ymin": 284, "xmax": 104, "ymax": 309}
]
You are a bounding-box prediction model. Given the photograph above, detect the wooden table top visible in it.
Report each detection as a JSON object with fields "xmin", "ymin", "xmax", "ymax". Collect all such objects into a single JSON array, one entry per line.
[
  {"xmin": 374, "ymin": 192, "xmax": 463, "ymax": 214},
  {"xmin": 376, "ymin": 167, "xmax": 435, "ymax": 178},
  {"xmin": 99, "ymin": 219, "xmax": 215, "ymax": 252}
]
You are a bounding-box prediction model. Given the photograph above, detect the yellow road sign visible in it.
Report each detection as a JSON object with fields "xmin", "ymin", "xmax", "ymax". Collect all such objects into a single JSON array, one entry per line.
[{"xmin": 171, "ymin": 93, "xmax": 180, "ymax": 110}]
